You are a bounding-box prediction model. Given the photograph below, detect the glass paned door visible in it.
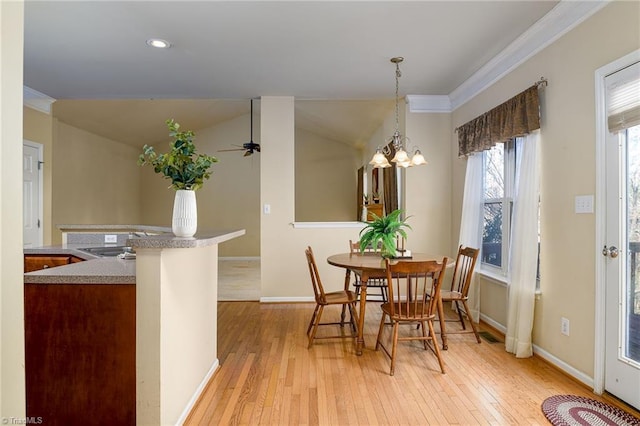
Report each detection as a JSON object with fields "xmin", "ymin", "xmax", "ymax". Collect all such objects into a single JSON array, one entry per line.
[
  {"xmin": 625, "ymin": 125, "xmax": 640, "ymax": 363},
  {"xmin": 605, "ymin": 122, "xmax": 640, "ymax": 410}
]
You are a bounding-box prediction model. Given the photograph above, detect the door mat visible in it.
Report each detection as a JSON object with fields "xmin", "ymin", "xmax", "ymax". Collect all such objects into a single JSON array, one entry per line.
[
  {"xmin": 541, "ymin": 394, "xmax": 640, "ymax": 425},
  {"xmin": 478, "ymin": 331, "xmax": 501, "ymax": 343}
]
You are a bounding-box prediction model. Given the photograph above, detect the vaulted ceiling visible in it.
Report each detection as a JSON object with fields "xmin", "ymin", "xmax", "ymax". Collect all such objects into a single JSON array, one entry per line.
[{"xmin": 24, "ymin": 1, "xmax": 600, "ymax": 146}]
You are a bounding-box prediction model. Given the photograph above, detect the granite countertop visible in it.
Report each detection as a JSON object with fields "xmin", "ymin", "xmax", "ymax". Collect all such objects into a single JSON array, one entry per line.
[
  {"xmin": 24, "ymin": 229, "xmax": 245, "ymax": 285},
  {"xmin": 24, "ymin": 257, "xmax": 136, "ymax": 284},
  {"xmin": 127, "ymin": 229, "xmax": 245, "ymax": 249}
]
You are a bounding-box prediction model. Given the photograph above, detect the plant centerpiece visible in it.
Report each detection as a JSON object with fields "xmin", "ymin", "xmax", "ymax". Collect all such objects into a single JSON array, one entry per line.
[
  {"xmin": 359, "ymin": 209, "xmax": 411, "ymax": 258},
  {"xmin": 138, "ymin": 119, "xmax": 218, "ymax": 237}
]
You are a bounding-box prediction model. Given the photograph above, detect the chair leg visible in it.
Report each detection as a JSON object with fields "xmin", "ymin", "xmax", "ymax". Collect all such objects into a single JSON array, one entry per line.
[
  {"xmin": 375, "ymin": 312, "xmax": 386, "ymax": 351},
  {"xmin": 348, "ymin": 302, "xmax": 358, "ymax": 332},
  {"xmin": 308, "ymin": 305, "xmax": 324, "ymax": 349},
  {"xmin": 390, "ymin": 322, "xmax": 399, "ymax": 376},
  {"xmin": 307, "ymin": 304, "xmax": 320, "ymax": 336},
  {"xmin": 454, "ymin": 300, "xmax": 466, "ymax": 330},
  {"xmin": 340, "ymin": 304, "xmax": 347, "ymax": 327},
  {"xmin": 420, "ymin": 321, "xmax": 428, "ymax": 350},
  {"xmin": 461, "ymin": 300, "xmax": 481, "ymax": 343},
  {"xmin": 438, "ymin": 297, "xmax": 448, "ymax": 351},
  {"xmin": 427, "ymin": 320, "xmax": 446, "ymax": 374}
]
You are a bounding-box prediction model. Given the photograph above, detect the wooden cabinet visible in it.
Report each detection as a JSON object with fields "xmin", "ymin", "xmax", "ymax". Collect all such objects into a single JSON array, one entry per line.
[
  {"xmin": 365, "ymin": 203, "xmax": 384, "ymax": 221},
  {"xmin": 24, "ymin": 283, "xmax": 136, "ymax": 425},
  {"xmin": 24, "ymin": 255, "xmax": 84, "ymax": 272}
]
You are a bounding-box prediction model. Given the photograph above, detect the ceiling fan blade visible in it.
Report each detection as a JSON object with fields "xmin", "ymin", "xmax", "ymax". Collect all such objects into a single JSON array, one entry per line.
[{"xmin": 217, "ymin": 148, "xmax": 246, "ymax": 152}]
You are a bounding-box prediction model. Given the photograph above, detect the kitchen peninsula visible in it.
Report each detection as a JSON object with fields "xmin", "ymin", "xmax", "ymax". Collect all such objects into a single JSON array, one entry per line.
[{"xmin": 24, "ymin": 226, "xmax": 245, "ymax": 425}]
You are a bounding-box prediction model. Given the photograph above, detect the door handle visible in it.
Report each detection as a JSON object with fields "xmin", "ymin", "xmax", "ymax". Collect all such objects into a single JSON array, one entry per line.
[{"xmin": 602, "ymin": 245, "xmax": 619, "ymax": 258}]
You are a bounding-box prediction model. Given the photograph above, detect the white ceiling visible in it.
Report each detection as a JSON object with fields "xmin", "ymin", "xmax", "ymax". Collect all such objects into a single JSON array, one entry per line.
[{"xmin": 23, "ymin": 1, "xmax": 592, "ymax": 146}]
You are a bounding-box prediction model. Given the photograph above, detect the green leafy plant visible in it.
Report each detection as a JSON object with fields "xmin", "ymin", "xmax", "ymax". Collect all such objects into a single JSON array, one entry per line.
[
  {"xmin": 359, "ymin": 209, "xmax": 412, "ymax": 258},
  {"xmin": 138, "ymin": 119, "xmax": 218, "ymax": 190}
]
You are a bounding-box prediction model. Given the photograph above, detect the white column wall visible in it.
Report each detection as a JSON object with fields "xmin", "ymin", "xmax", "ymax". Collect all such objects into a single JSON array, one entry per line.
[{"xmin": 0, "ymin": 0, "xmax": 26, "ymax": 418}]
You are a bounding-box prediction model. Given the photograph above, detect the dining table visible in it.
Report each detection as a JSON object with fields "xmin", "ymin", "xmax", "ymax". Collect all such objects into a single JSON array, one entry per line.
[{"xmin": 326, "ymin": 251, "xmax": 450, "ymax": 356}]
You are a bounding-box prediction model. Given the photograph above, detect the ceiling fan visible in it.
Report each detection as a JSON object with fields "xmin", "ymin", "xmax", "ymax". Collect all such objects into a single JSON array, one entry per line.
[{"xmin": 218, "ymin": 99, "xmax": 261, "ymax": 157}]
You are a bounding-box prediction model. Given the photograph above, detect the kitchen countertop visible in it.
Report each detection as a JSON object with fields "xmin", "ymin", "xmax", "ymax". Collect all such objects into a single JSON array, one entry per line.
[
  {"xmin": 24, "ymin": 256, "xmax": 137, "ymax": 284},
  {"xmin": 24, "ymin": 229, "xmax": 246, "ymax": 285}
]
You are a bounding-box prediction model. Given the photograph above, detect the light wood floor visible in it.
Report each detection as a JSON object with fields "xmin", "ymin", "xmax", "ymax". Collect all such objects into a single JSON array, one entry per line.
[{"xmin": 185, "ymin": 301, "xmax": 640, "ymax": 425}]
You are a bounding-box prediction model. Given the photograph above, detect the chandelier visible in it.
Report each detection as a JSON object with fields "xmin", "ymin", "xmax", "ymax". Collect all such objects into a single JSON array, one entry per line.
[{"xmin": 369, "ymin": 57, "xmax": 427, "ymax": 168}]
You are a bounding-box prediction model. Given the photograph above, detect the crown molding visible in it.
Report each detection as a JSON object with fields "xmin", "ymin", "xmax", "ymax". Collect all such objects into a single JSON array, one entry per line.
[
  {"xmin": 23, "ymin": 86, "xmax": 56, "ymax": 114},
  {"xmin": 406, "ymin": 95, "xmax": 451, "ymax": 113},
  {"xmin": 448, "ymin": 0, "xmax": 610, "ymax": 111}
]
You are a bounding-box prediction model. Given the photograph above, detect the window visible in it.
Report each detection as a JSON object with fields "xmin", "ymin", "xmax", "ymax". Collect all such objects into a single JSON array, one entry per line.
[
  {"xmin": 482, "ymin": 140, "xmax": 515, "ymax": 275},
  {"xmin": 481, "ymin": 137, "xmax": 541, "ymax": 282}
]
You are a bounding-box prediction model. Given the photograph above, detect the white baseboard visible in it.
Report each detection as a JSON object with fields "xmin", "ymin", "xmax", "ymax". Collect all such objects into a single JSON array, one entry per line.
[
  {"xmin": 175, "ymin": 358, "xmax": 219, "ymax": 426},
  {"xmin": 260, "ymin": 296, "xmax": 315, "ymax": 303},
  {"xmin": 219, "ymin": 256, "xmax": 260, "ymax": 261},
  {"xmin": 479, "ymin": 313, "xmax": 593, "ymax": 388},
  {"xmin": 532, "ymin": 344, "xmax": 594, "ymax": 388},
  {"xmin": 479, "ymin": 313, "xmax": 506, "ymax": 334}
]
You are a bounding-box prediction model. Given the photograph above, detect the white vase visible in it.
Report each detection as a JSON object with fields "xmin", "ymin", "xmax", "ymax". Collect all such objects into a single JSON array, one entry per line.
[{"xmin": 172, "ymin": 189, "xmax": 197, "ymax": 237}]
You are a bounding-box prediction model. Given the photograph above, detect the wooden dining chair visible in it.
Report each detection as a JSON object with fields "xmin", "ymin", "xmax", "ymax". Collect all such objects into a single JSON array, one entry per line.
[
  {"xmin": 439, "ymin": 245, "xmax": 481, "ymax": 347},
  {"xmin": 305, "ymin": 246, "xmax": 359, "ymax": 349},
  {"xmin": 349, "ymin": 239, "xmax": 388, "ymax": 302},
  {"xmin": 376, "ymin": 257, "xmax": 448, "ymax": 376}
]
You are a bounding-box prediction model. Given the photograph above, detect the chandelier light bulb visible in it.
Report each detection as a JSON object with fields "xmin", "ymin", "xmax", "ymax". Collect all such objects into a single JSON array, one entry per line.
[
  {"xmin": 391, "ymin": 149, "xmax": 410, "ymax": 164},
  {"xmin": 369, "ymin": 149, "xmax": 391, "ymax": 168},
  {"xmin": 410, "ymin": 150, "xmax": 427, "ymax": 166}
]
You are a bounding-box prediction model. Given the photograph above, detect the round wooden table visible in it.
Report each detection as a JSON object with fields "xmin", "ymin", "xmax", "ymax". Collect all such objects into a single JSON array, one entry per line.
[{"xmin": 327, "ymin": 252, "xmax": 449, "ymax": 355}]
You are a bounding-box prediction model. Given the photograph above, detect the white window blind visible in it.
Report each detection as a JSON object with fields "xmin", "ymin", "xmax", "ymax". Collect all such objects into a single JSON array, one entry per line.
[{"xmin": 607, "ymin": 61, "xmax": 640, "ymax": 133}]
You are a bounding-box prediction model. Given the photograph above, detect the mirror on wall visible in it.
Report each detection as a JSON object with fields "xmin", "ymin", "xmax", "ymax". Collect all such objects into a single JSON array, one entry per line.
[{"xmin": 294, "ymin": 99, "xmax": 394, "ymax": 222}]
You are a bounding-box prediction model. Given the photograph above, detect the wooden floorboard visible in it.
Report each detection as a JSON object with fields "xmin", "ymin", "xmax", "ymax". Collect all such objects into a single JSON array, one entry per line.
[{"xmin": 184, "ymin": 301, "xmax": 640, "ymax": 425}]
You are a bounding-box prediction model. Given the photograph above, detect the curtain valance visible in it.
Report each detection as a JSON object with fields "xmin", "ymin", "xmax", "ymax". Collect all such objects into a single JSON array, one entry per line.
[{"xmin": 457, "ymin": 85, "xmax": 541, "ymax": 157}]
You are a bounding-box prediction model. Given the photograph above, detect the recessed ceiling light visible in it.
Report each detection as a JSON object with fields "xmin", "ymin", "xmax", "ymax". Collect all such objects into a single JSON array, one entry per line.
[{"xmin": 146, "ymin": 38, "xmax": 171, "ymax": 49}]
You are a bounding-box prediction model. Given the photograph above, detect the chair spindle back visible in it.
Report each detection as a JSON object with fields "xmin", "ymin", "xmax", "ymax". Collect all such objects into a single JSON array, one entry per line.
[
  {"xmin": 305, "ymin": 246, "xmax": 326, "ymax": 304},
  {"xmin": 384, "ymin": 258, "xmax": 448, "ymax": 321},
  {"xmin": 450, "ymin": 245, "xmax": 480, "ymax": 295}
]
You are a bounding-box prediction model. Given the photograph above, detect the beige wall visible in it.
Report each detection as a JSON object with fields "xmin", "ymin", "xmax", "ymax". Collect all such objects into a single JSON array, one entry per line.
[
  {"xmin": 23, "ymin": 106, "xmax": 54, "ymax": 244},
  {"xmin": 0, "ymin": 0, "xmax": 26, "ymax": 418},
  {"xmin": 404, "ymin": 110, "xmax": 453, "ymax": 257},
  {"xmin": 260, "ymin": 97, "xmax": 364, "ymax": 298},
  {"xmin": 50, "ymin": 120, "xmax": 143, "ymax": 244},
  {"xmin": 451, "ymin": 1, "xmax": 640, "ymax": 377},
  {"xmin": 295, "ymin": 127, "xmax": 360, "ymax": 222},
  {"xmin": 260, "ymin": 97, "xmax": 454, "ymax": 300}
]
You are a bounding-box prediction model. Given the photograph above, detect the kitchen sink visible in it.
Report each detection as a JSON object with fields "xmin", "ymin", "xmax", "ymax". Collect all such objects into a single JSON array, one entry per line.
[{"xmin": 79, "ymin": 246, "xmax": 135, "ymax": 257}]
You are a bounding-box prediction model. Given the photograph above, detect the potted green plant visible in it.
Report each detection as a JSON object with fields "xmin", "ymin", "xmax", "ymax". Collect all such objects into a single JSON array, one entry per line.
[
  {"xmin": 359, "ymin": 209, "xmax": 411, "ymax": 258},
  {"xmin": 138, "ymin": 119, "xmax": 218, "ymax": 237}
]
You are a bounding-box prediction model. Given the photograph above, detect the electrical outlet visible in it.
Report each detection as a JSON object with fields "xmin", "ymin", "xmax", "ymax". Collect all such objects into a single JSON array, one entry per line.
[
  {"xmin": 104, "ymin": 234, "xmax": 118, "ymax": 244},
  {"xmin": 561, "ymin": 317, "xmax": 570, "ymax": 336}
]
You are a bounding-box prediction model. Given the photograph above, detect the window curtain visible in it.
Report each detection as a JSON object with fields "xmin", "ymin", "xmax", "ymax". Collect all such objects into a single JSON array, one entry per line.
[
  {"xmin": 458, "ymin": 153, "xmax": 483, "ymax": 323},
  {"xmin": 383, "ymin": 142, "xmax": 398, "ymax": 214},
  {"xmin": 457, "ymin": 85, "xmax": 540, "ymax": 157},
  {"xmin": 357, "ymin": 166, "xmax": 364, "ymax": 221},
  {"xmin": 505, "ymin": 131, "xmax": 540, "ymax": 358}
]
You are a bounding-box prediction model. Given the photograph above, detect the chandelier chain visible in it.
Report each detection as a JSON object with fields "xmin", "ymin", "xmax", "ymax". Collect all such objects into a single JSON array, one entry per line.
[{"xmin": 395, "ymin": 61, "xmax": 400, "ymax": 131}]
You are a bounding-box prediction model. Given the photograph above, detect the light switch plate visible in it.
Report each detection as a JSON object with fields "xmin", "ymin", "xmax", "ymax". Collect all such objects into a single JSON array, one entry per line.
[
  {"xmin": 575, "ymin": 195, "xmax": 594, "ymax": 214},
  {"xmin": 104, "ymin": 234, "xmax": 118, "ymax": 244}
]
